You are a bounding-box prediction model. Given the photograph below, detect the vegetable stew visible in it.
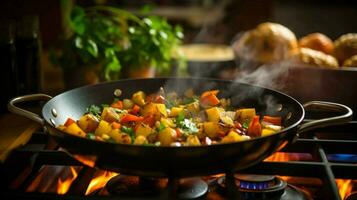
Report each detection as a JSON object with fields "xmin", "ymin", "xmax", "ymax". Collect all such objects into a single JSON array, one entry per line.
[{"xmin": 58, "ymin": 88, "xmax": 283, "ymax": 146}]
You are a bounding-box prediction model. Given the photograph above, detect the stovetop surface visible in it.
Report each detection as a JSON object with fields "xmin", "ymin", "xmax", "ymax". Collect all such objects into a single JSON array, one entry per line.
[{"xmin": 1, "ymin": 121, "xmax": 357, "ymax": 200}]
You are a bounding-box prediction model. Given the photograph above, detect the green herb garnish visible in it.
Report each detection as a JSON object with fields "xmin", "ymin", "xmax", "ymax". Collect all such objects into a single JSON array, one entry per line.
[
  {"xmin": 157, "ymin": 122, "xmax": 166, "ymax": 132},
  {"xmin": 242, "ymin": 121, "xmax": 250, "ymax": 129},
  {"xmin": 86, "ymin": 105, "xmax": 101, "ymax": 119},
  {"xmin": 87, "ymin": 133, "xmax": 96, "ymax": 140},
  {"xmin": 175, "ymin": 116, "xmax": 198, "ymax": 136}
]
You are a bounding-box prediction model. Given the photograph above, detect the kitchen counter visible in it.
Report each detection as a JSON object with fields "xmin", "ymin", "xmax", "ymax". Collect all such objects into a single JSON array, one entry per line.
[{"xmin": 0, "ymin": 113, "xmax": 40, "ymax": 162}]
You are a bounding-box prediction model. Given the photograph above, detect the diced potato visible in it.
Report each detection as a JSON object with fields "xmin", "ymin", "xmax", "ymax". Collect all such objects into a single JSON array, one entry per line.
[
  {"xmin": 101, "ymin": 107, "xmax": 120, "ymax": 123},
  {"xmin": 160, "ymin": 118, "xmax": 175, "ymax": 128},
  {"xmin": 186, "ymin": 135, "xmax": 201, "ymax": 146},
  {"xmin": 169, "ymin": 107, "xmax": 184, "ymax": 117},
  {"xmin": 101, "ymin": 134, "xmax": 110, "ymax": 140},
  {"xmin": 155, "ymin": 103, "xmax": 167, "ymax": 117},
  {"xmin": 220, "ymin": 115, "xmax": 234, "ymax": 127},
  {"xmin": 261, "ymin": 128, "xmax": 276, "ymax": 136},
  {"xmin": 236, "ymin": 108, "xmax": 256, "ymax": 124},
  {"xmin": 221, "ymin": 131, "xmax": 250, "ymax": 143},
  {"xmin": 206, "ymin": 107, "xmax": 220, "ymax": 122},
  {"xmin": 264, "ymin": 124, "xmax": 282, "ymax": 132},
  {"xmin": 123, "ymin": 99, "xmax": 134, "ymax": 109},
  {"xmin": 64, "ymin": 123, "xmax": 86, "ymax": 137},
  {"xmin": 132, "ymin": 91, "xmax": 146, "ymax": 106},
  {"xmin": 141, "ymin": 103, "xmax": 157, "ymax": 116},
  {"xmin": 186, "ymin": 101, "xmax": 200, "ymax": 115},
  {"xmin": 95, "ymin": 120, "xmax": 112, "ymax": 136},
  {"xmin": 134, "ymin": 135, "xmax": 148, "ymax": 145},
  {"xmin": 203, "ymin": 122, "xmax": 220, "ymax": 138},
  {"xmin": 107, "ymin": 129, "xmax": 122, "ymax": 143},
  {"xmin": 118, "ymin": 133, "xmax": 132, "ymax": 144},
  {"xmin": 158, "ymin": 127, "xmax": 177, "ymax": 146},
  {"xmin": 78, "ymin": 114, "xmax": 99, "ymax": 132},
  {"xmin": 135, "ymin": 123, "xmax": 153, "ymax": 137}
]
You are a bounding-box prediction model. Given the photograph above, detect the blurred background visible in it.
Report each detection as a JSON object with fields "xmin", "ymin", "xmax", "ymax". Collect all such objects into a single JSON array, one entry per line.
[{"xmin": 1, "ymin": 0, "xmax": 357, "ymax": 112}]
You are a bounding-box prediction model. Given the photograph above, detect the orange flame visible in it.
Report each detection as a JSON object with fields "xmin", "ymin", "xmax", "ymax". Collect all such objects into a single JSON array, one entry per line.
[
  {"xmin": 85, "ymin": 171, "xmax": 118, "ymax": 195},
  {"xmin": 265, "ymin": 152, "xmax": 293, "ymax": 162},
  {"xmin": 264, "ymin": 152, "xmax": 309, "ymax": 162},
  {"xmin": 336, "ymin": 179, "xmax": 353, "ymax": 200},
  {"xmin": 57, "ymin": 167, "xmax": 78, "ymax": 194}
]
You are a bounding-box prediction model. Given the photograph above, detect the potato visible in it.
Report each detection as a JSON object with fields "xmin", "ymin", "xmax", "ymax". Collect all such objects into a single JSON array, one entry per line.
[
  {"xmin": 78, "ymin": 114, "xmax": 99, "ymax": 132},
  {"xmin": 134, "ymin": 135, "xmax": 148, "ymax": 145},
  {"xmin": 158, "ymin": 127, "xmax": 177, "ymax": 146},
  {"xmin": 221, "ymin": 131, "xmax": 250, "ymax": 143},
  {"xmin": 64, "ymin": 123, "xmax": 86, "ymax": 137},
  {"xmin": 132, "ymin": 91, "xmax": 146, "ymax": 106},
  {"xmin": 155, "ymin": 103, "xmax": 168, "ymax": 117},
  {"xmin": 135, "ymin": 123, "xmax": 153, "ymax": 137},
  {"xmin": 169, "ymin": 107, "xmax": 184, "ymax": 117},
  {"xmin": 118, "ymin": 133, "xmax": 132, "ymax": 144},
  {"xmin": 203, "ymin": 122, "xmax": 220, "ymax": 138},
  {"xmin": 236, "ymin": 108, "xmax": 256, "ymax": 124},
  {"xmin": 107, "ymin": 129, "xmax": 122, "ymax": 143},
  {"xmin": 123, "ymin": 99, "xmax": 134, "ymax": 109},
  {"xmin": 261, "ymin": 128, "xmax": 276, "ymax": 137},
  {"xmin": 95, "ymin": 120, "xmax": 112, "ymax": 136},
  {"xmin": 206, "ymin": 107, "xmax": 220, "ymax": 122},
  {"xmin": 141, "ymin": 103, "xmax": 157, "ymax": 116},
  {"xmin": 186, "ymin": 102, "xmax": 200, "ymax": 114},
  {"xmin": 186, "ymin": 135, "xmax": 201, "ymax": 146},
  {"xmin": 160, "ymin": 118, "xmax": 175, "ymax": 128},
  {"xmin": 101, "ymin": 107, "xmax": 120, "ymax": 123}
]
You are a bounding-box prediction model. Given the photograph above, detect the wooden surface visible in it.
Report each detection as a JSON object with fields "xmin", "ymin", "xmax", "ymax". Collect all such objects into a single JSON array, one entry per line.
[{"xmin": 0, "ymin": 113, "xmax": 40, "ymax": 162}]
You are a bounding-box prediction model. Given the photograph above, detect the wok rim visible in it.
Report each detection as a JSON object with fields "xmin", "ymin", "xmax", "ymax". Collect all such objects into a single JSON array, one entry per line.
[{"xmin": 42, "ymin": 77, "xmax": 305, "ymax": 149}]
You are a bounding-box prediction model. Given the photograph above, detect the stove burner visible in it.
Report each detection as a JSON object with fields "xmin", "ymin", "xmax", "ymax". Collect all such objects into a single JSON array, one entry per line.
[
  {"xmin": 235, "ymin": 174, "xmax": 276, "ymax": 190},
  {"xmin": 327, "ymin": 154, "xmax": 357, "ymax": 163},
  {"xmin": 104, "ymin": 175, "xmax": 208, "ymax": 199},
  {"xmin": 217, "ymin": 174, "xmax": 310, "ymax": 200}
]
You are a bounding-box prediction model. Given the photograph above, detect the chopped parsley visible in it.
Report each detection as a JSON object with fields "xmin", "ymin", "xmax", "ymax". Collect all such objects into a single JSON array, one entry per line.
[
  {"xmin": 87, "ymin": 133, "xmax": 95, "ymax": 140},
  {"xmin": 157, "ymin": 122, "xmax": 166, "ymax": 132},
  {"xmin": 242, "ymin": 121, "xmax": 250, "ymax": 129},
  {"xmin": 86, "ymin": 105, "xmax": 101, "ymax": 119},
  {"xmin": 176, "ymin": 113, "xmax": 198, "ymax": 136}
]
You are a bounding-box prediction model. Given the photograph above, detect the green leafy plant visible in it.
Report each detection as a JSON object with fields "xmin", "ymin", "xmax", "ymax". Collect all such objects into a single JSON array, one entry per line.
[
  {"xmin": 51, "ymin": 5, "xmax": 185, "ymax": 80},
  {"xmin": 120, "ymin": 16, "xmax": 184, "ymax": 73}
]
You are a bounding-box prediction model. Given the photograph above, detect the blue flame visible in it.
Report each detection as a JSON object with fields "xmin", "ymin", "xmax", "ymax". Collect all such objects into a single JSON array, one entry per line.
[
  {"xmin": 239, "ymin": 181, "xmax": 269, "ymax": 190},
  {"xmin": 327, "ymin": 154, "xmax": 357, "ymax": 163}
]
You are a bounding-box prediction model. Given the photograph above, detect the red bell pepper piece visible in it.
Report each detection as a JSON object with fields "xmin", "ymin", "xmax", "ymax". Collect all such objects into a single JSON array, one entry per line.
[
  {"xmin": 175, "ymin": 128, "xmax": 182, "ymax": 138},
  {"xmin": 248, "ymin": 116, "xmax": 262, "ymax": 137},
  {"xmin": 111, "ymin": 100, "xmax": 123, "ymax": 109},
  {"xmin": 120, "ymin": 114, "xmax": 144, "ymax": 123},
  {"xmin": 200, "ymin": 90, "xmax": 220, "ymax": 106},
  {"xmin": 143, "ymin": 115, "xmax": 156, "ymax": 127},
  {"xmin": 64, "ymin": 118, "xmax": 75, "ymax": 127},
  {"xmin": 130, "ymin": 105, "xmax": 140, "ymax": 115},
  {"xmin": 263, "ymin": 116, "xmax": 282, "ymax": 126}
]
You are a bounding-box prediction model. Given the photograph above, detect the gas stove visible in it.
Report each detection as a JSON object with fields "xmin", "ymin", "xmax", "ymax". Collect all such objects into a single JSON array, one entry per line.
[{"xmin": 1, "ymin": 121, "xmax": 357, "ymax": 200}]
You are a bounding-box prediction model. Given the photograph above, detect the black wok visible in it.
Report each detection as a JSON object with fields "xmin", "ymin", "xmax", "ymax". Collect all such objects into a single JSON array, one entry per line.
[{"xmin": 8, "ymin": 78, "xmax": 352, "ymax": 177}]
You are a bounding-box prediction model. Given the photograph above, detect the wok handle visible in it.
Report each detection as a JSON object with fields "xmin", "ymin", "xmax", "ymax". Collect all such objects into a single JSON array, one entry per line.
[
  {"xmin": 8, "ymin": 94, "xmax": 53, "ymax": 125},
  {"xmin": 298, "ymin": 101, "xmax": 353, "ymax": 133}
]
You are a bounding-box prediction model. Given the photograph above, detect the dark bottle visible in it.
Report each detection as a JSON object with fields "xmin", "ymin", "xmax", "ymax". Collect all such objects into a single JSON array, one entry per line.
[
  {"xmin": 0, "ymin": 21, "xmax": 17, "ymax": 113},
  {"xmin": 16, "ymin": 16, "xmax": 42, "ymax": 95}
]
